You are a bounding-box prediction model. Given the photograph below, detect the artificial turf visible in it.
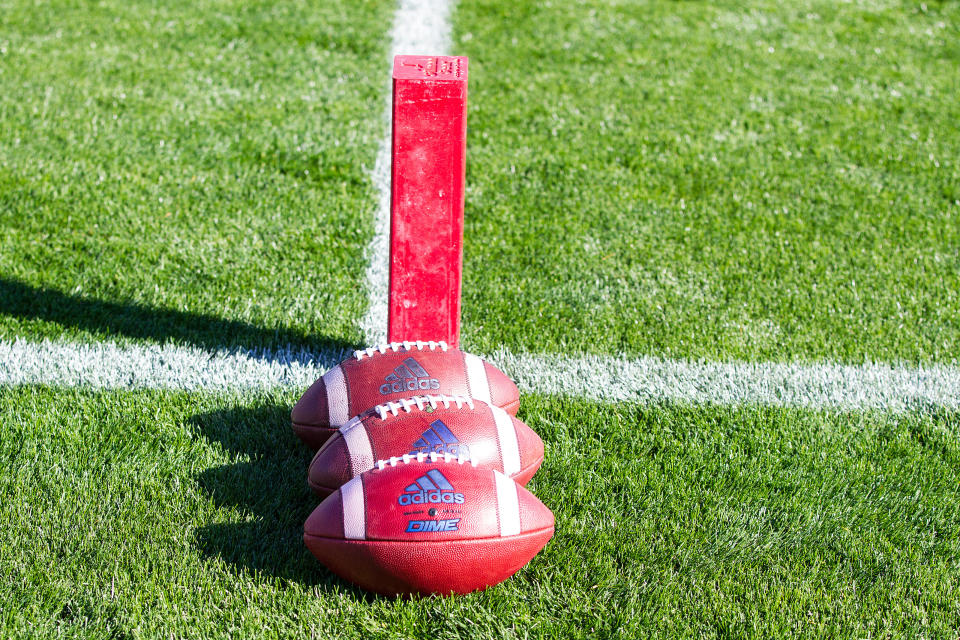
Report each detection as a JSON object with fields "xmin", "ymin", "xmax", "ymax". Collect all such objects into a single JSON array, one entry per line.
[
  {"xmin": 456, "ymin": 0, "xmax": 960, "ymax": 363},
  {"xmin": 2, "ymin": 0, "xmax": 959, "ymax": 637},
  {"xmin": 0, "ymin": 0, "xmax": 391, "ymax": 351},
  {"xmin": 2, "ymin": 386, "xmax": 959, "ymax": 638},
  {"xmin": 2, "ymin": 0, "xmax": 957, "ymax": 364}
]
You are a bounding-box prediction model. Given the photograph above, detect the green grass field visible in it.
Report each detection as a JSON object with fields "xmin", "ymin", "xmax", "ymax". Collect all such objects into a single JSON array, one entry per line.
[
  {"xmin": 457, "ymin": 0, "xmax": 960, "ymax": 362},
  {"xmin": 0, "ymin": 0, "xmax": 391, "ymax": 350},
  {"xmin": 2, "ymin": 0, "xmax": 959, "ymax": 637},
  {"xmin": 6, "ymin": 388, "xmax": 960, "ymax": 637}
]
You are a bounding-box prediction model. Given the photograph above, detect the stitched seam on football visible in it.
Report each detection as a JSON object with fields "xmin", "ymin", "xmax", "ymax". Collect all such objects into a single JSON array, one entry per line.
[
  {"xmin": 515, "ymin": 459, "xmax": 543, "ymax": 478},
  {"xmin": 307, "ymin": 477, "xmax": 335, "ymax": 492},
  {"xmin": 292, "ymin": 422, "xmax": 337, "ymax": 431},
  {"xmin": 304, "ymin": 527, "xmax": 555, "ymax": 543}
]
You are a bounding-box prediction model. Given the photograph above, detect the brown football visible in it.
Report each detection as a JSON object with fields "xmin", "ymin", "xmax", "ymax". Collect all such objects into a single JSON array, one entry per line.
[
  {"xmin": 308, "ymin": 394, "xmax": 543, "ymax": 497},
  {"xmin": 303, "ymin": 456, "xmax": 554, "ymax": 596},
  {"xmin": 291, "ymin": 341, "xmax": 520, "ymax": 449}
]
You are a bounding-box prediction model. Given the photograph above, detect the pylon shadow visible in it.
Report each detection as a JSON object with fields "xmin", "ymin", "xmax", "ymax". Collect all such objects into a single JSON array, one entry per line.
[
  {"xmin": 189, "ymin": 402, "xmax": 376, "ymax": 600},
  {"xmin": 0, "ymin": 276, "xmax": 356, "ymax": 356}
]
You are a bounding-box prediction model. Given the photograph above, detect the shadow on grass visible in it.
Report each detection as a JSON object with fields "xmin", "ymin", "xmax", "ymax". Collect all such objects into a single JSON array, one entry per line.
[
  {"xmin": 189, "ymin": 403, "xmax": 375, "ymax": 600},
  {"xmin": 0, "ymin": 276, "xmax": 356, "ymax": 354}
]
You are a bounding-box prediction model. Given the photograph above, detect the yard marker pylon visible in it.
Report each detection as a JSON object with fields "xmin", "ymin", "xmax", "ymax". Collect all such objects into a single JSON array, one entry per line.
[{"xmin": 388, "ymin": 55, "xmax": 468, "ymax": 348}]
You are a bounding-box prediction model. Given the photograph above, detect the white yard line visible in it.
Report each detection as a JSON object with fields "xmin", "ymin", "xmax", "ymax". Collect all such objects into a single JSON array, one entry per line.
[
  {"xmin": 4, "ymin": 2, "xmax": 956, "ymax": 415},
  {"xmin": 0, "ymin": 339, "xmax": 337, "ymax": 393},
  {"xmin": 359, "ymin": 0, "xmax": 456, "ymax": 345},
  {"xmin": 2, "ymin": 337, "xmax": 959, "ymax": 413},
  {"xmin": 489, "ymin": 349, "xmax": 960, "ymax": 413}
]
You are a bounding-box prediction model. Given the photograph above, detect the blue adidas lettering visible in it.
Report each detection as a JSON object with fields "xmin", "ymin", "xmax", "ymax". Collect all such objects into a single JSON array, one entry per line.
[{"xmin": 397, "ymin": 469, "xmax": 466, "ymax": 506}]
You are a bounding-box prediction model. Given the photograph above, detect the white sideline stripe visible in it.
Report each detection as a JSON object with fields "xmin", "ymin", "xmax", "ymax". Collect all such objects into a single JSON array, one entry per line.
[
  {"xmin": 491, "ymin": 405, "xmax": 522, "ymax": 477},
  {"xmin": 494, "ymin": 471, "xmax": 522, "ymax": 537},
  {"xmin": 2, "ymin": 338, "xmax": 960, "ymax": 413},
  {"xmin": 322, "ymin": 365, "xmax": 351, "ymax": 426},
  {"xmin": 341, "ymin": 417, "xmax": 375, "ymax": 476},
  {"xmin": 489, "ymin": 349, "xmax": 960, "ymax": 414},
  {"xmin": 0, "ymin": 339, "xmax": 335, "ymax": 391},
  {"xmin": 464, "ymin": 352, "xmax": 492, "ymax": 404},
  {"xmin": 341, "ymin": 476, "xmax": 367, "ymax": 540},
  {"xmin": 359, "ymin": 0, "xmax": 455, "ymax": 345}
]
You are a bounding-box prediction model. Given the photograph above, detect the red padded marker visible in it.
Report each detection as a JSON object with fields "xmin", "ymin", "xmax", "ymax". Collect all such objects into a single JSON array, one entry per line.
[{"xmin": 388, "ymin": 55, "xmax": 468, "ymax": 348}]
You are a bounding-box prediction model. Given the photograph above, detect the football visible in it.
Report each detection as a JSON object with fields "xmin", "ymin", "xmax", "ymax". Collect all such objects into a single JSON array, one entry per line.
[
  {"xmin": 303, "ymin": 454, "xmax": 554, "ymax": 596},
  {"xmin": 307, "ymin": 395, "xmax": 544, "ymax": 497},
  {"xmin": 291, "ymin": 341, "xmax": 520, "ymax": 449}
]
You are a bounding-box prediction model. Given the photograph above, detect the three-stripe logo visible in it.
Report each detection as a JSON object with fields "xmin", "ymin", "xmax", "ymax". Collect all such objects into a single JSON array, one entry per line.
[
  {"xmin": 379, "ymin": 357, "xmax": 441, "ymax": 395},
  {"xmin": 409, "ymin": 419, "xmax": 470, "ymax": 458}
]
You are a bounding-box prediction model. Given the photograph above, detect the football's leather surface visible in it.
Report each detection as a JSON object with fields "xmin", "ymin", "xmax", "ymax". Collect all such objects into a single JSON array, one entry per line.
[
  {"xmin": 303, "ymin": 455, "xmax": 554, "ymax": 596},
  {"xmin": 308, "ymin": 395, "xmax": 544, "ymax": 497},
  {"xmin": 292, "ymin": 341, "xmax": 520, "ymax": 449}
]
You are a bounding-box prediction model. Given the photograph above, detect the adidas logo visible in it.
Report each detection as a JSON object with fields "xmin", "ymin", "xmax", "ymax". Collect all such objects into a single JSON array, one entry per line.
[
  {"xmin": 397, "ymin": 469, "xmax": 465, "ymax": 506},
  {"xmin": 378, "ymin": 357, "xmax": 441, "ymax": 395},
  {"xmin": 409, "ymin": 419, "xmax": 470, "ymax": 458}
]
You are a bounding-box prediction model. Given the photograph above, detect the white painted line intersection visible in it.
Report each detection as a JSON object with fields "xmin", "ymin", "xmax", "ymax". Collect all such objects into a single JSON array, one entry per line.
[
  {"xmin": 2, "ymin": 338, "xmax": 958, "ymax": 413},
  {"xmin": 2, "ymin": 1, "xmax": 955, "ymax": 416},
  {"xmin": 360, "ymin": 0, "xmax": 455, "ymax": 346}
]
